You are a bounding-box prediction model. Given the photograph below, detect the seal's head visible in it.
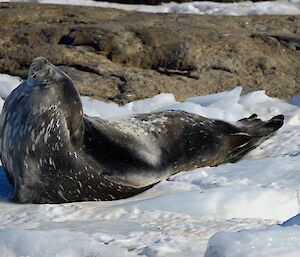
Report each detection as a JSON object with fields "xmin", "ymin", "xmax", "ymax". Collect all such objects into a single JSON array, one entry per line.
[
  {"xmin": 28, "ymin": 57, "xmax": 84, "ymax": 146},
  {"xmin": 28, "ymin": 57, "xmax": 71, "ymax": 87}
]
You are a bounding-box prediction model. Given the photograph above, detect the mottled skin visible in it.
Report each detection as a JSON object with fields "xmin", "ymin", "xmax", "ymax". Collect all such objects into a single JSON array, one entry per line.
[{"xmin": 0, "ymin": 57, "xmax": 284, "ymax": 203}]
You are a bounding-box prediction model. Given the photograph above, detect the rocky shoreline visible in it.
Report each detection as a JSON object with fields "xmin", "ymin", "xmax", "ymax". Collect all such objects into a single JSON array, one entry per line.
[{"xmin": 0, "ymin": 3, "xmax": 299, "ymax": 103}]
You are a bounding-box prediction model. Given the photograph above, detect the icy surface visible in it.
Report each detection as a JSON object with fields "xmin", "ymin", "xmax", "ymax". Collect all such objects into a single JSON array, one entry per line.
[
  {"xmin": 204, "ymin": 225, "xmax": 300, "ymax": 257},
  {"xmin": 0, "ymin": 75, "xmax": 300, "ymax": 256},
  {"xmin": 0, "ymin": 74, "xmax": 22, "ymax": 110},
  {"xmin": 282, "ymin": 212, "xmax": 300, "ymax": 226},
  {"xmin": 1, "ymin": 0, "xmax": 300, "ymax": 15}
]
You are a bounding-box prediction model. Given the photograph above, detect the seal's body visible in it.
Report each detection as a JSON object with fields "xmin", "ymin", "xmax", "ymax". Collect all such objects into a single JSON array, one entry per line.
[{"xmin": 0, "ymin": 57, "xmax": 284, "ymax": 203}]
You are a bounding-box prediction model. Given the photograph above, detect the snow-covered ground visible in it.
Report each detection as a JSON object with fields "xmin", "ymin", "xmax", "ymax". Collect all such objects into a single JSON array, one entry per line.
[
  {"xmin": 1, "ymin": 0, "xmax": 300, "ymax": 15},
  {"xmin": 1, "ymin": 73, "xmax": 300, "ymax": 256}
]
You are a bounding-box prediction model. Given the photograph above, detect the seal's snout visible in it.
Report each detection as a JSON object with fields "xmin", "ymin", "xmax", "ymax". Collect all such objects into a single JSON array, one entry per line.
[
  {"xmin": 29, "ymin": 57, "xmax": 52, "ymax": 81},
  {"xmin": 31, "ymin": 57, "xmax": 48, "ymax": 70}
]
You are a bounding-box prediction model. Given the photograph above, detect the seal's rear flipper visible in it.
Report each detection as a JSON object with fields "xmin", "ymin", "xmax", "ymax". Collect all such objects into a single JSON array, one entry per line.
[
  {"xmin": 237, "ymin": 114, "xmax": 284, "ymax": 136},
  {"xmin": 263, "ymin": 115, "xmax": 285, "ymax": 133},
  {"xmin": 226, "ymin": 114, "xmax": 284, "ymax": 162}
]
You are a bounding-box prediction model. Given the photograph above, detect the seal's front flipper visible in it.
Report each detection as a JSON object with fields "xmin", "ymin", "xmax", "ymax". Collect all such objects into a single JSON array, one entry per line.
[
  {"xmin": 228, "ymin": 132, "xmax": 251, "ymax": 149},
  {"xmin": 226, "ymin": 132, "xmax": 252, "ymax": 163}
]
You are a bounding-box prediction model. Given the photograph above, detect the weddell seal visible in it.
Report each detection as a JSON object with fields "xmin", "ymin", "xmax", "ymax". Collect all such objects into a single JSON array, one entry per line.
[{"xmin": 0, "ymin": 57, "xmax": 284, "ymax": 204}]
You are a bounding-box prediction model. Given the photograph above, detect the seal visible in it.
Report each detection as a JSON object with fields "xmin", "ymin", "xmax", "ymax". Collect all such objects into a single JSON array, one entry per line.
[{"xmin": 0, "ymin": 57, "xmax": 284, "ymax": 204}]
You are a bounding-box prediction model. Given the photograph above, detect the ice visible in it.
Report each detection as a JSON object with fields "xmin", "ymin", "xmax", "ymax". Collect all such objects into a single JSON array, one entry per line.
[
  {"xmin": 186, "ymin": 86, "xmax": 242, "ymax": 107},
  {"xmin": 0, "ymin": 74, "xmax": 22, "ymax": 110},
  {"xmin": 2, "ymin": 0, "xmax": 300, "ymax": 16},
  {"xmin": 1, "ymin": 74, "xmax": 300, "ymax": 256},
  {"xmin": 183, "ymin": 86, "xmax": 247, "ymax": 121},
  {"xmin": 289, "ymin": 95, "xmax": 300, "ymax": 108},
  {"xmin": 169, "ymin": 1, "xmax": 300, "ymax": 15},
  {"xmin": 0, "ymin": 229, "xmax": 138, "ymax": 257},
  {"xmin": 282, "ymin": 213, "xmax": 300, "ymax": 226},
  {"xmin": 124, "ymin": 93, "xmax": 176, "ymax": 113},
  {"xmin": 204, "ymin": 225, "xmax": 300, "ymax": 257},
  {"xmin": 81, "ymin": 96, "xmax": 133, "ymax": 118},
  {"xmin": 0, "ymin": 74, "xmax": 22, "ymax": 99},
  {"xmin": 123, "ymin": 187, "xmax": 298, "ymax": 220}
]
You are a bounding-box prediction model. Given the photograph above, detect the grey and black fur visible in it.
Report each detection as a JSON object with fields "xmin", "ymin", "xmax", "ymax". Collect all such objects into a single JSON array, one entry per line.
[{"xmin": 0, "ymin": 57, "xmax": 284, "ymax": 203}]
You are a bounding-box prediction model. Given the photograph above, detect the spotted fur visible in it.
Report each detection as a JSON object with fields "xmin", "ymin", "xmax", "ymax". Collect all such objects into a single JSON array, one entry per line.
[{"xmin": 0, "ymin": 57, "xmax": 284, "ymax": 203}]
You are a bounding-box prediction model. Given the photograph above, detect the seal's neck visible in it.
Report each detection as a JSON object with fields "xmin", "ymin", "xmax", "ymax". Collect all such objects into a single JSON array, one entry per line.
[
  {"xmin": 28, "ymin": 57, "xmax": 85, "ymax": 147},
  {"xmin": 59, "ymin": 76, "xmax": 84, "ymax": 148}
]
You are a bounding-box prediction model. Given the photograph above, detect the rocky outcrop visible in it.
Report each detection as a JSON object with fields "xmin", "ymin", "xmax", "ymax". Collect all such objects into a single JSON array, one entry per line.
[{"xmin": 0, "ymin": 3, "xmax": 299, "ymax": 103}]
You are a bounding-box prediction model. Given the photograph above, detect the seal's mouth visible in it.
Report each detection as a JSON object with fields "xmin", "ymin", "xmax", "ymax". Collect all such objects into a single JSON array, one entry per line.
[{"xmin": 28, "ymin": 57, "xmax": 54, "ymax": 84}]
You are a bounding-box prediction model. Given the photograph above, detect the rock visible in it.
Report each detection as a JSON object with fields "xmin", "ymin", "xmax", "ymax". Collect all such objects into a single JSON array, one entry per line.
[{"xmin": 0, "ymin": 3, "xmax": 299, "ymax": 104}]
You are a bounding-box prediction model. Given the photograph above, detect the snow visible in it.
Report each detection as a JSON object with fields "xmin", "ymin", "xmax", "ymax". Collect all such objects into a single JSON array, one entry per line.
[
  {"xmin": 0, "ymin": 74, "xmax": 22, "ymax": 99},
  {"xmin": 204, "ymin": 225, "xmax": 300, "ymax": 257},
  {"xmin": 1, "ymin": 0, "xmax": 300, "ymax": 16},
  {"xmin": 82, "ymin": 96, "xmax": 133, "ymax": 118},
  {"xmin": 0, "ymin": 74, "xmax": 23, "ymax": 110},
  {"xmin": 1, "ymin": 74, "xmax": 300, "ymax": 256},
  {"xmin": 0, "ymin": 229, "xmax": 138, "ymax": 257}
]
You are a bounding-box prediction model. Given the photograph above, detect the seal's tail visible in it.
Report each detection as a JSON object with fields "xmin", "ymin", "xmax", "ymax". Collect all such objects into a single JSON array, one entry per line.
[{"xmin": 225, "ymin": 114, "xmax": 284, "ymax": 162}]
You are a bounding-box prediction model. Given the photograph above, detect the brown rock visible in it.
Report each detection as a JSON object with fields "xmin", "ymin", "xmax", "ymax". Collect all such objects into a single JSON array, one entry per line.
[{"xmin": 0, "ymin": 3, "xmax": 299, "ymax": 104}]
